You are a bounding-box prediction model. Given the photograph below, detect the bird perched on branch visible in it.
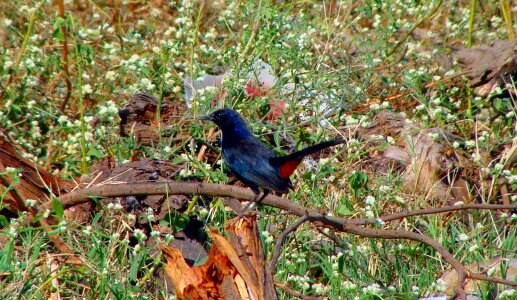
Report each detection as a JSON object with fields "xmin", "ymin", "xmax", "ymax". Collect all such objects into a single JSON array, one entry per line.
[{"xmin": 200, "ymin": 108, "xmax": 345, "ymax": 212}]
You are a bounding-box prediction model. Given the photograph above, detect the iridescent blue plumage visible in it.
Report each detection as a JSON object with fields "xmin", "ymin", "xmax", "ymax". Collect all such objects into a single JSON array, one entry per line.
[{"xmin": 200, "ymin": 108, "xmax": 345, "ymax": 205}]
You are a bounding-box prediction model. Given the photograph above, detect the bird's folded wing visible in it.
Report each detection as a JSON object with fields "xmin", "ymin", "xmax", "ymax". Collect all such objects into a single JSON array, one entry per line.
[{"xmin": 223, "ymin": 144, "xmax": 282, "ymax": 191}]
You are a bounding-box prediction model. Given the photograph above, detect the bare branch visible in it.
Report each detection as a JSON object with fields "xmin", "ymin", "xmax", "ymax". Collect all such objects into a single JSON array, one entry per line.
[
  {"xmin": 470, "ymin": 273, "xmax": 517, "ymax": 286},
  {"xmin": 351, "ymin": 203, "xmax": 517, "ymax": 225},
  {"xmin": 268, "ymin": 215, "xmax": 310, "ymax": 273},
  {"xmin": 40, "ymin": 180, "xmax": 517, "ymax": 298}
]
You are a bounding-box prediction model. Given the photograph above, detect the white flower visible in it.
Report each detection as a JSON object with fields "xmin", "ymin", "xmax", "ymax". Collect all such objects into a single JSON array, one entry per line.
[
  {"xmin": 465, "ymin": 140, "xmax": 475, "ymax": 148},
  {"xmin": 468, "ymin": 244, "xmax": 480, "ymax": 252},
  {"xmin": 82, "ymin": 225, "xmax": 92, "ymax": 235},
  {"xmin": 415, "ymin": 103, "xmax": 426, "ymax": 110},
  {"xmin": 133, "ymin": 229, "xmax": 147, "ymax": 241},
  {"xmin": 84, "ymin": 132, "xmax": 93, "ymax": 141},
  {"xmin": 5, "ymin": 166, "xmax": 17, "ymax": 173},
  {"xmin": 369, "ymin": 103, "xmax": 381, "ymax": 110},
  {"xmin": 471, "ymin": 153, "xmax": 481, "ymax": 163},
  {"xmin": 141, "ymin": 78, "xmax": 155, "ymax": 90},
  {"xmin": 128, "ymin": 54, "xmax": 140, "ymax": 63},
  {"xmin": 379, "ymin": 185, "xmax": 390, "ymax": 193},
  {"xmin": 364, "ymin": 196, "xmax": 376, "ymax": 205},
  {"xmin": 499, "ymin": 289, "xmax": 516, "ymax": 298},
  {"xmin": 24, "ymin": 58, "xmax": 35, "ymax": 69},
  {"xmin": 58, "ymin": 221, "xmax": 68, "ymax": 232},
  {"xmin": 83, "ymin": 84, "xmax": 93, "ymax": 94},
  {"xmin": 312, "ymin": 283, "xmax": 327, "ymax": 294},
  {"xmin": 386, "ymin": 136, "xmax": 395, "ymax": 144},
  {"xmin": 106, "ymin": 70, "xmax": 116, "ymax": 80},
  {"xmin": 458, "ymin": 233, "xmax": 469, "ymax": 242},
  {"xmin": 343, "ymin": 281, "xmax": 357, "ymax": 290},
  {"xmin": 133, "ymin": 244, "xmax": 141, "ymax": 254}
]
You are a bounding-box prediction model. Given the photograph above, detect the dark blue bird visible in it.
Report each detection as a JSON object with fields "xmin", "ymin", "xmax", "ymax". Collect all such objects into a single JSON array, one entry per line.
[{"xmin": 200, "ymin": 108, "xmax": 345, "ymax": 209}]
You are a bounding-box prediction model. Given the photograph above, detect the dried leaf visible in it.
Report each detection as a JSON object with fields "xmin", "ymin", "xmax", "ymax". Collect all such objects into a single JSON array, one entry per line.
[
  {"xmin": 0, "ymin": 134, "xmax": 74, "ymax": 214},
  {"xmin": 456, "ymin": 40, "xmax": 517, "ymax": 97}
]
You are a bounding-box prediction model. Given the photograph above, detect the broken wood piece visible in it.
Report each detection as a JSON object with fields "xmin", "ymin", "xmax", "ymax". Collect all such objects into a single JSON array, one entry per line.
[{"xmin": 161, "ymin": 216, "xmax": 277, "ymax": 300}]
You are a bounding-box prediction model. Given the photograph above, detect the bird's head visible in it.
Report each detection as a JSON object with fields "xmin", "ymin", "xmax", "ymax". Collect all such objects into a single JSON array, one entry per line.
[{"xmin": 199, "ymin": 108, "xmax": 248, "ymax": 133}]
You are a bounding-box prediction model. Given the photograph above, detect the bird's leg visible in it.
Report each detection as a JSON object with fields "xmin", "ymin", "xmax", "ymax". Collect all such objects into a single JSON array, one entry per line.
[{"xmin": 237, "ymin": 190, "xmax": 270, "ymax": 219}]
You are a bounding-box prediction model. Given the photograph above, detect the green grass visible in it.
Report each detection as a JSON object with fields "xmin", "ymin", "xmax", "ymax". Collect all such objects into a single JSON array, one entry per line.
[{"xmin": 1, "ymin": 0, "xmax": 516, "ymax": 299}]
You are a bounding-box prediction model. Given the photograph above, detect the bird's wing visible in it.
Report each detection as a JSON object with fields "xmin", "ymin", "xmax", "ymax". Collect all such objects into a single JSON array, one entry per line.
[{"xmin": 223, "ymin": 140, "xmax": 286, "ymax": 192}]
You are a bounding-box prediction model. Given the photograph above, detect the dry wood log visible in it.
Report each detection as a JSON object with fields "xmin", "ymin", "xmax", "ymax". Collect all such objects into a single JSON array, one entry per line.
[{"xmin": 161, "ymin": 216, "xmax": 277, "ymax": 300}]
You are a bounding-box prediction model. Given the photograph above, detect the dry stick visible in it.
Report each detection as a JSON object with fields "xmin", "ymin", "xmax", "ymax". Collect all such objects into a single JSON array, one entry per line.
[
  {"xmin": 58, "ymin": 0, "xmax": 72, "ymax": 112},
  {"xmin": 316, "ymin": 228, "xmax": 347, "ymax": 249},
  {"xmin": 42, "ymin": 181, "xmax": 517, "ymax": 296},
  {"xmin": 46, "ymin": 181, "xmax": 517, "ymax": 222},
  {"xmin": 351, "ymin": 203, "xmax": 517, "ymax": 225}
]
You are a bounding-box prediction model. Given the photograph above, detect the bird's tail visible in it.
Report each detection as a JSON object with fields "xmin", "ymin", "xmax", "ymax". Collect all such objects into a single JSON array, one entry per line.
[{"xmin": 270, "ymin": 139, "xmax": 346, "ymax": 178}]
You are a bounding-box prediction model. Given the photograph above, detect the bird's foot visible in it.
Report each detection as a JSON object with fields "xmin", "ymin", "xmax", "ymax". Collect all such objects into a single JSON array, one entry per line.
[
  {"xmin": 231, "ymin": 191, "xmax": 268, "ymax": 225},
  {"xmin": 232, "ymin": 201, "xmax": 258, "ymax": 225}
]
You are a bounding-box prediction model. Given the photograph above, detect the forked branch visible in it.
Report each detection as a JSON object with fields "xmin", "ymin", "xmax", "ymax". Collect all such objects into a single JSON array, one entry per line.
[{"xmin": 41, "ymin": 181, "xmax": 517, "ymax": 299}]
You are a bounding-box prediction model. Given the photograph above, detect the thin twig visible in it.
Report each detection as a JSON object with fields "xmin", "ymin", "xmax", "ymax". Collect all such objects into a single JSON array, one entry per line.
[
  {"xmin": 269, "ymin": 215, "xmax": 310, "ymax": 273},
  {"xmin": 351, "ymin": 203, "xmax": 517, "ymax": 225},
  {"xmin": 470, "ymin": 273, "xmax": 517, "ymax": 286}
]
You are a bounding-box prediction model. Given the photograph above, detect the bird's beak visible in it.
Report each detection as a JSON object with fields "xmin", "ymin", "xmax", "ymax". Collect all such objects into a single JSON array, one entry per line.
[{"xmin": 199, "ymin": 115, "xmax": 211, "ymax": 121}]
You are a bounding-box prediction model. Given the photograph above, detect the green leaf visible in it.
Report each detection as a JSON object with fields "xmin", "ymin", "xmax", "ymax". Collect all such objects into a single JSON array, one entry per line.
[
  {"xmin": 88, "ymin": 147, "xmax": 104, "ymax": 159},
  {"xmin": 52, "ymin": 17, "xmax": 67, "ymax": 42},
  {"xmin": 79, "ymin": 44, "xmax": 95, "ymax": 64},
  {"xmin": 0, "ymin": 215, "xmax": 8, "ymax": 227},
  {"xmin": 336, "ymin": 203, "xmax": 353, "ymax": 216},
  {"xmin": 53, "ymin": 27, "xmax": 65, "ymax": 42},
  {"xmin": 161, "ymin": 211, "xmax": 190, "ymax": 232},
  {"xmin": 129, "ymin": 253, "xmax": 143, "ymax": 282},
  {"xmin": 52, "ymin": 197, "xmax": 64, "ymax": 220},
  {"xmin": 348, "ymin": 171, "xmax": 369, "ymax": 199}
]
